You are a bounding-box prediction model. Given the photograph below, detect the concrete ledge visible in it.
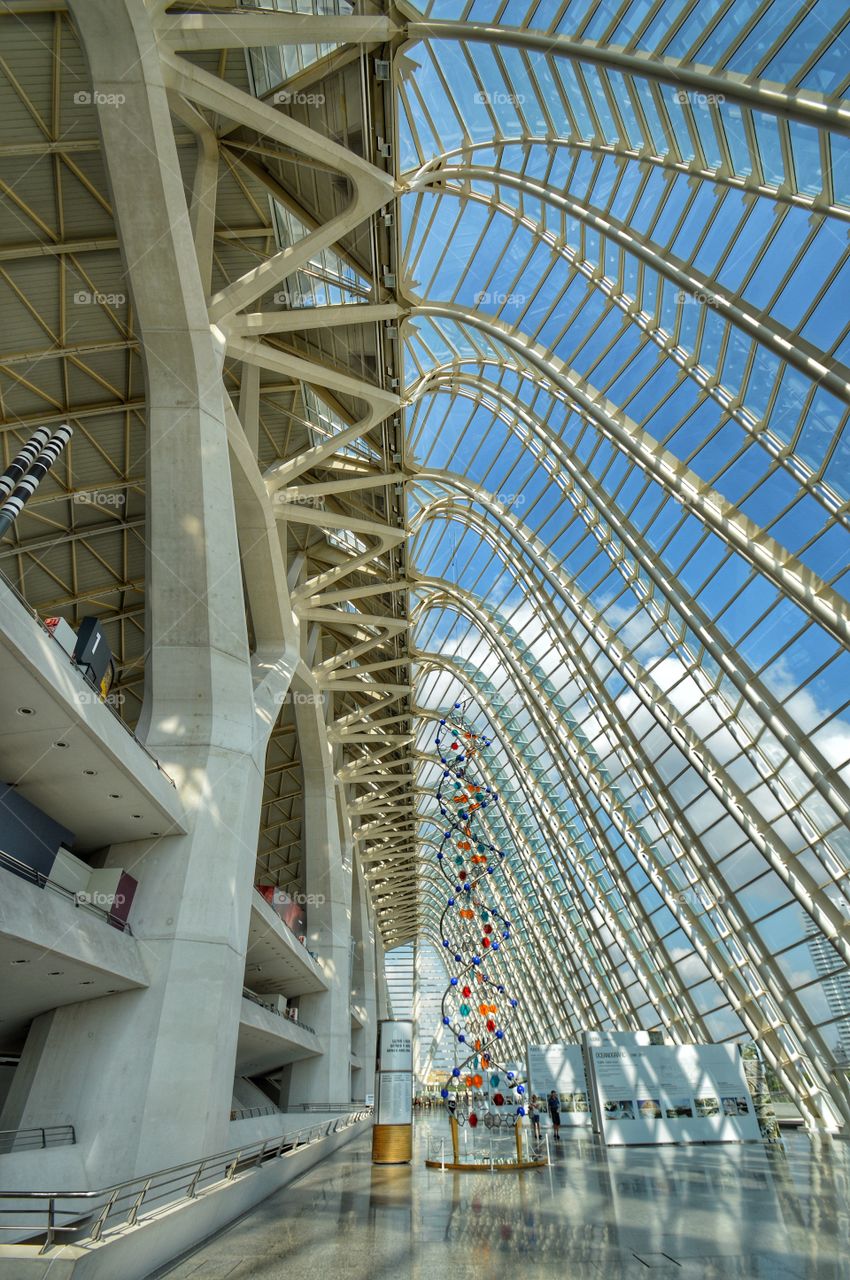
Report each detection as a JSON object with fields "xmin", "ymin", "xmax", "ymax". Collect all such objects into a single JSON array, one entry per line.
[{"xmin": 0, "ymin": 1114, "xmax": 371, "ymax": 1280}]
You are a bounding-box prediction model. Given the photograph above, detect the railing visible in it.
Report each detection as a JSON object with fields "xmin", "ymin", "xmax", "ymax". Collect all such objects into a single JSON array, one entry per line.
[
  {"xmin": 0, "ymin": 1110, "xmax": 370, "ymax": 1255},
  {"xmin": 241, "ymin": 988, "xmax": 316, "ymax": 1036},
  {"xmin": 229, "ymin": 1106, "xmax": 280, "ymax": 1120},
  {"xmin": 290, "ymin": 1102, "xmax": 373, "ymax": 1113},
  {"xmin": 0, "ymin": 850, "xmax": 133, "ymax": 934},
  {"xmin": 0, "ymin": 1126, "xmax": 75, "ymax": 1155},
  {"xmin": 0, "ymin": 567, "xmax": 175, "ymax": 788}
]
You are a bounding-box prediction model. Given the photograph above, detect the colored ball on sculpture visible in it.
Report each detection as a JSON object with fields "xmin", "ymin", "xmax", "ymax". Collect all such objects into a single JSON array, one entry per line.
[
  {"xmin": 490, "ymin": 1075, "xmax": 500, "ymax": 1087},
  {"xmin": 443, "ymin": 1016, "xmax": 450, "ymax": 1025},
  {"xmin": 469, "ymin": 1113, "xmax": 478, "ymax": 1127},
  {"xmin": 465, "ymin": 1076, "xmax": 474, "ymax": 1087},
  {"xmin": 441, "ymin": 1088, "xmax": 449, "ymax": 1099},
  {"xmin": 462, "ymin": 985, "xmax": 471, "ymax": 997},
  {"xmin": 450, "ymin": 977, "xmax": 458, "ymax": 986},
  {"xmin": 482, "ymin": 938, "xmax": 491, "ymax": 948},
  {"xmin": 495, "ymin": 1029, "xmax": 504, "ymax": 1039},
  {"xmin": 478, "ymin": 1003, "xmax": 488, "ymax": 1016},
  {"xmin": 460, "ymin": 1003, "xmax": 470, "ymax": 1016},
  {"xmin": 483, "ymin": 924, "xmax": 493, "ymax": 935},
  {"xmin": 493, "ymin": 1092, "xmax": 505, "ymax": 1106},
  {"xmin": 473, "ymin": 1075, "xmax": 483, "ymax": 1088},
  {"xmin": 452, "ymin": 1067, "xmax": 461, "ymax": 1077},
  {"xmin": 486, "ymin": 1019, "xmax": 496, "ymax": 1032},
  {"xmin": 516, "ymin": 1106, "xmax": 525, "ymax": 1117}
]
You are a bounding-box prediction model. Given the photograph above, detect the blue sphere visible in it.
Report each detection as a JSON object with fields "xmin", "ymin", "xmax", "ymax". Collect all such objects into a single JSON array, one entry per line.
[
  {"xmin": 496, "ymin": 1029, "xmax": 504, "ymax": 1039},
  {"xmin": 492, "ymin": 941, "xmax": 500, "ymax": 951},
  {"xmin": 437, "ymin": 852, "xmax": 444, "ymax": 861},
  {"xmin": 516, "ymin": 1106, "xmax": 525, "ymax": 1117},
  {"xmin": 454, "ymin": 702, "xmax": 461, "ymax": 708},
  {"xmin": 448, "ymin": 897, "xmax": 455, "ymax": 906},
  {"xmin": 443, "ymin": 1017, "xmax": 450, "ymax": 1026},
  {"xmin": 454, "ymin": 954, "xmax": 462, "ymax": 962},
  {"xmin": 440, "ymin": 719, "xmax": 446, "ymax": 725},
  {"xmin": 458, "ymin": 1034, "xmax": 466, "ymax": 1043},
  {"xmin": 442, "ymin": 939, "xmax": 449, "ymax": 947},
  {"xmin": 517, "ymin": 1084, "xmax": 525, "ymax": 1094},
  {"xmin": 441, "ymin": 1088, "xmax": 449, "ymax": 1098},
  {"xmin": 498, "ymin": 986, "xmax": 505, "ymax": 993},
  {"xmin": 507, "ymin": 1072, "xmax": 515, "ymax": 1081},
  {"xmin": 472, "ymin": 956, "xmax": 481, "ymax": 965},
  {"xmin": 452, "ymin": 1067, "xmax": 461, "ymax": 1078},
  {"xmin": 510, "ymin": 998, "xmax": 518, "ymax": 1007},
  {"xmin": 450, "ymin": 977, "xmax": 458, "ymax": 986}
]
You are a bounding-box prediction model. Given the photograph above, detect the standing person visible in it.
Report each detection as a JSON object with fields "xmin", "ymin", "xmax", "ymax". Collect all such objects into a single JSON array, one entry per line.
[
  {"xmin": 530, "ymin": 1096, "xmax": 542, "ymax": 1142},
  {"xmin": 548, "ymin": 1089, "xmax": 562, "ymax": 1140}
]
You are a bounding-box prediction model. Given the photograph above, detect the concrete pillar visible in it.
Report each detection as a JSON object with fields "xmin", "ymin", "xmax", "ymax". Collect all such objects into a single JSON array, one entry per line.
[
  {"xmin": 1, "ymin": 0, "xmax": 275, "ymax": 1185},
  {"xmin": 287, "ymin": 669, "xmax": 352, "ymax": 1105}
]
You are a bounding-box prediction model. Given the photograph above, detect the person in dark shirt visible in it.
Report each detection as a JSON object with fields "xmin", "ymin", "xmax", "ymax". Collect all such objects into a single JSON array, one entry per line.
[{"xmin": 548, "ymin": 1090, "xmax": 561, "ymax": 1139}]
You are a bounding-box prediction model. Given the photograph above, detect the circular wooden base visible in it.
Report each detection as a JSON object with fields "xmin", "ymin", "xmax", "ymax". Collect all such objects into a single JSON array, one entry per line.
[
  {"xmin": 424, "ymin": 1158, "xmax": 547, "ymax": 1172},
  {"xmin": 372, "ymin": 1123, "xmax": 413, "ymax": 1164}
]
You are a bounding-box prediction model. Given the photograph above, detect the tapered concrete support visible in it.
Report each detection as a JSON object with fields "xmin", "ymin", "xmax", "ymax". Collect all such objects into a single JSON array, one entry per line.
[
  {"xmin": 287, "ymin": 669, "xmax": 352, "ymax": 1104},
  {"xmin": 351, "ymin": 854, "xmax": 379, "ymax": 1100},
  {"xmin": 1, "ymin": 0, "xmax": 287, "ymax": 1185}
]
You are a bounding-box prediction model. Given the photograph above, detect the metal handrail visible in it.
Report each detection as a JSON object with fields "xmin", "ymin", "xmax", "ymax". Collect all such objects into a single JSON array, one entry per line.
[
  {"xmin": 0, "ymin": 1126, "xmax": 75, "ymax": 1154},
  {"xmin": 290, "ymin": 1102, "xmax": 374, "ymax": 1113},
  {"xmin": 0, "ymin": 851, "xmax": 133, "ymax": 934},
  {"xmin": 229, "ymin": 1105, "xmax": 279, "ymax": 1120},
  {"xmin": 0, "ymin": 567, "xmax": 175, "ymax": 787},
  {"xmin": 240, "ymin": 988, "xmax": 316, "ymax": 1035},
  {"xmin": 0, "ymin": 1110, "xmax": 370, "ymax": 1255}
]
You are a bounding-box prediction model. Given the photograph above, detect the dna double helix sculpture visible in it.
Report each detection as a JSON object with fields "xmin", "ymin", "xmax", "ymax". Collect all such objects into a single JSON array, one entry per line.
[{"xmin": 434, "ymin": 704, "xmax": 525, "ymax": 1125}]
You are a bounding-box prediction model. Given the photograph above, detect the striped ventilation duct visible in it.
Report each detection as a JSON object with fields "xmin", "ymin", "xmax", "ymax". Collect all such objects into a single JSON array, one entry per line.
[{"xmin": 0, "ymin": 425, "xmax": 73, "ymax": 540}]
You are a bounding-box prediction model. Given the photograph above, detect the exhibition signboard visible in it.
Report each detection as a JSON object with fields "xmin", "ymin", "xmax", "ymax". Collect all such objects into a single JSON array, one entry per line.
[
  {"xmin": 526, "ymin": 1043, "xmax": 592, "ymax": 1126},
  {"xmin": 583, "ymin": 1032, "xmax": 761, "ymax": 1146},
  {"xmin": 372, "ymin": 1020, "xmax": 414, "ymax": 1162}
]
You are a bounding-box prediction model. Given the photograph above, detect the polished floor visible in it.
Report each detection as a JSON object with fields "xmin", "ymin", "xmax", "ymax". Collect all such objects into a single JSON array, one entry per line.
[{"xmin": 159, "ymin": 1119, "xmax": 850, "ymax": 1279}]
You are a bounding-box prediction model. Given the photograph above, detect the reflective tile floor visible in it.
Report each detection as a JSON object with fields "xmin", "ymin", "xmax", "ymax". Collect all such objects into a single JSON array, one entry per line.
[{"xmin": 159, "ymin": 1120, "xmax": 850, "ymax": 1279}]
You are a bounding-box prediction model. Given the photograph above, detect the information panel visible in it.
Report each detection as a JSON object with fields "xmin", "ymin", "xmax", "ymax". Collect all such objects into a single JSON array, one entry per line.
[
  {"xmin": 378, "ymin": 1020, "xmax": 413, "ymax": 1072},
  {"xmin": 377, "ymin": 1071, "xmax": 413, "ymax": 1124},
  {"xmin": 583, "ymin": 1033, "xmax": 761, "ymax": 1146},
  {"xmin": 526, "ymin": 1044, "xmax": 592, "ymax": 1126}
]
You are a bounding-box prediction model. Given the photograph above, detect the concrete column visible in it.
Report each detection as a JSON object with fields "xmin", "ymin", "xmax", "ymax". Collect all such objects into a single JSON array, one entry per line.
[
  {"xmin": 287, "ymin": 669, "xmax": 352, "ymax": 1105},
  {"xmin": 1, "ymin": 0, "xmax": 273, "ymax": 1185}
]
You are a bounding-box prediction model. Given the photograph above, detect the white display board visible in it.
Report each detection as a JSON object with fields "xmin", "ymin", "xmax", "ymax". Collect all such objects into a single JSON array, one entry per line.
[
  {"xmin": 377, "ymin": 1071, "xmax": 413, "ymax": 1124},
  {"xmin": 375, "ymin": 1020, "xmax": 413, "ymax": 1126},
  {"xmin": 378, "ymin": 1020, "xmax": 413, "ymax": 1072},
  {"xmin": 526, "ymin": 1044, "xmax": 592, "ymax": 1126},
  {"xmin": 583, "ymin": 1033, "xmax": 761, "ymax": 1146}
]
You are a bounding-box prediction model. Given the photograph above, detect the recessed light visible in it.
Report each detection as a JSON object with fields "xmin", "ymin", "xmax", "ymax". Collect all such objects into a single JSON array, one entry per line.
[
  {"xmin": 79, "ymin": 980, "xmax": 94, "ymax": 986},
  {"xmin": 150, "ymin": 832, "xmax": 160, "ymax": 837},
  {"xmin": 108, "ymin": 793, "xmax": 122, "ymax": 799},
  {"xmin": 83, "ymin": 769, "xmax": 97, "ymax": 776},
  {"xmin": 131, "ymin": 814, "xmax": 142, "ymax": 819},
  {"xmin": 54, "ymin": 741, "xmax": 69, "ymax": 749},
  {"xmin": 16, "ymin": 707, "xmax": 35, "ymax": 716},
  {"xmin": 10, "ymin": 959, "xmax": 29, "ymax": 966},
  {"xmin": 47, "ymin": 971, "xmax": 64, "ymax": 976}
]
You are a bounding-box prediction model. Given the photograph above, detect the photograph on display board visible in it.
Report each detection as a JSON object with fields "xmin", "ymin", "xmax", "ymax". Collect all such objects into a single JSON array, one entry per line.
[
  {"xmin": 722, "ymin": 1095, "xmax": 750, "ymax": 1116},
  {"xmin": 695, "ymin": 1096, "xmax": 720, "ymax": 1117},
  {"xmin": 604, "ymin": 1099, "xmax": 636, "ymax": 1120},
  {"xmin": 637, "ymin": 1098, "xmax": 663, "ymax": 1119},
  {"xmin": 665, "ymin": 1098, "xmax": 694, "ymax": 1119}
]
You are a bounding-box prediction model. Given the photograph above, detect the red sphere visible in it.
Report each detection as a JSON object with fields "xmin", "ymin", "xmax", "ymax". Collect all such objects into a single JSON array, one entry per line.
[
  {"xmin": 486, "ymin": 1019, "xmax": 496, "ymax": 1032},
  {"xmin": 483, "ymin": 924, "xmax": 493, "ymax": 935},
  {"xmin": 469, "ymin": 1112, "xmax": 478, "ymax": 1128},
  {"xmin": 462, "ymin": 985, "xmax": 471, "ymax": 997},
  {"xmin": 493, "ymin": 1092, "xmax": 504, "ymax": 1106},
  {"xmin": 481, "ymin": 937, "xmax": 491, "ymax": 948}
]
